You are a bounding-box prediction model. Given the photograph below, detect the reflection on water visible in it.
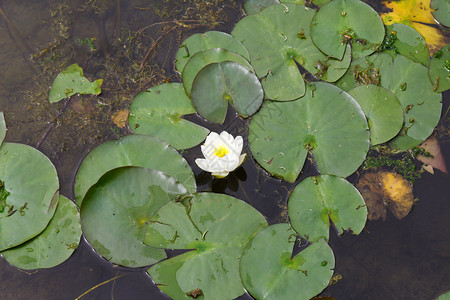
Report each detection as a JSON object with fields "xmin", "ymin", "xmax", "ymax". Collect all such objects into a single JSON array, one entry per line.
[{"xmin": 0, "ymin": 0, "xmax": 449, "ymax": 299}]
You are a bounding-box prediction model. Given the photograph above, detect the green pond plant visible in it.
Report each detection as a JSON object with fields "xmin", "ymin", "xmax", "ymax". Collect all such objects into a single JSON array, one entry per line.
[{"xmin": 0, "ymin": 0, "xmax": 448, "ymax": 298}]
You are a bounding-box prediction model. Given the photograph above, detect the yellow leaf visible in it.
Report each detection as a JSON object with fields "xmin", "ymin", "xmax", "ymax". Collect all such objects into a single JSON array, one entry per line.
[{"xmin": 381, "ymin": 0, "xmax": 448, "ymax": 53}]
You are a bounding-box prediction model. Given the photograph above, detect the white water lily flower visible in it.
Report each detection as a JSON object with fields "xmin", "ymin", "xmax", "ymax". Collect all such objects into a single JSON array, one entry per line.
[{"xmin": 195, "ymin": 131, "xmax": 247, "ymax": 178}]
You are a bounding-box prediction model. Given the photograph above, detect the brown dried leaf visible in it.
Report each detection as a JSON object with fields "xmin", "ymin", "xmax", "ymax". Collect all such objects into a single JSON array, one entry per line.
[
  {"xmin": 356, "ymin": 171, "xmax": 415, "ymax": 220},
  {"xmin": 111, "ymin": 109, "xmax": 129, "ymax": 128}
]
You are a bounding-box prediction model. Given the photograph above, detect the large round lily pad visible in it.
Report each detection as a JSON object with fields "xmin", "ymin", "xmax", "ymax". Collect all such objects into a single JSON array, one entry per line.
[
  {"xmin": 0, "ymin": 112, "xmax": 5, "ymax": 146},
  {"xmin": 182, "ymin": 48, "xmax": 253, "ymax": 97},
  {"xmin": 310, "ymin": 0, "xmax": 385, "ymax": 60},
  {"xmin": 239, "ymin": 223, "xmax": 335, "ymax": 300},
  {"xmin": 81, "ymin": 167, "xmax": 187, "ymax": 267},
  {"xmin": 145, "ymin": 192, "xmax": 267, "ymax": 300},
  {"xmin": 348, "ymin": 85, "xmax": 404, "ymax": 145},
  {"xmin": 191, "ymin": 61, "xmax": 264, "ymax": 124},
  {"xmin": 243, "ymin": 0, "xmax": 279, "ymax": 15},
  {"xmin": 382, "ymin": 23, "xmax": 430, "ymax": 66},
  {"xmin": 2, "ymin": 195, "xmax": 81, "ymax": 270},
  {"xmin": 288, "ymin": 175, "xmax": 367, "ymax": 242},
  {"xmin": 249, "ymin": 82, "xmax": 369, "ymax": 182},
  {"xmin": 74, "ymin": 134, "xmax": 196, "ymax": 206},
  {"xmin": 48, "ymin": 64, "xmax": 103, "ymax": 103},
  {"xmin": 128, "ymin": 83, "xmax": 210, "ymax": 149},
  {"xmin": 0, "ymin": 143, "xmax": 59, "ymax": 251},
  {"xmin": 175, "ymin": 31, "xmax": 249, "ymax": 73},
  {"xmin": 429, "ymin": 44, "xmax": 450, "ymax": 93},
  {"xmin": 232, "ymin": 4, "xmax": 352, "ymax": 101}
]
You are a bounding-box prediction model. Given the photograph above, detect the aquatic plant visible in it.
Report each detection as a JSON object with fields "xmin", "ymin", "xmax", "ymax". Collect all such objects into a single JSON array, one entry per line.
[{"xmin": 0, "ymin": 0, "xmax": 448, "ymax": 298}]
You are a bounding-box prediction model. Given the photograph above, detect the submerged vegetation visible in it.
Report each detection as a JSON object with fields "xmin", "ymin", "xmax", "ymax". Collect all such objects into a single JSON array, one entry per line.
[{"xmin": 0, "ymin": 0, "xmax": 448, "ymax": 299}]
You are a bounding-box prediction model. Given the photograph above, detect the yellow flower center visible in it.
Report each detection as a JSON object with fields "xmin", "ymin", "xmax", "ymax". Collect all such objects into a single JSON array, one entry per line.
[{"xmin": 214, "ymin": 145, "xmax": 229, "ymax": 158}]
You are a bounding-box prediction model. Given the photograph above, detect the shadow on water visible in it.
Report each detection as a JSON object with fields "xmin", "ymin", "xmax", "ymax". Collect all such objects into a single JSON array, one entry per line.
[{"xmin": 0, "ymin": 0, "xmax": 449, "ymax": 299}]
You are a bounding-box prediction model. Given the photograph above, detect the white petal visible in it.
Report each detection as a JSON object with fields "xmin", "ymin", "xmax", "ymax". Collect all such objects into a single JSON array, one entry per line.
[
  {"xmin": 238, "ymin": 153, "xmax": 247, "ymax": 167},
  {"xmin": 212, "ymin": 171, "xmax": 229, "ymax": 178},
  {"xmin": 234, "ymin": 136, "xmax": 243, "ymax": 154},
  {"xmin": 195, "ymin": 158, "xmax": 213, "ymax": 172},
  {"xmin": 201, "ymin": 144, "xmax": 215, "ymax": 161}
]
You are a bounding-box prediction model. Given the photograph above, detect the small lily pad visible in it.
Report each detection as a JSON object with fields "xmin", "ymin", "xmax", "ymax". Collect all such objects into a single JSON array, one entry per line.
[
  {"xmin": 128, "ymin": 83, "xmax": 210, "ymax": 149},
  {"xmin": 348, "ymin": 85, "xmax": 404, "ymax": 145},
  {"xmin": 182, "ymin": 48, "xmax": 253, "ymax": 97},
  {"xmin": 74, "ymin": 135, "xmax": 196, "ymax": 206},
  {"xmin": 145, "ymin": 192, "xmax": 267, "ymax": 300},
  {"xmin": 249, "ymin": 82, "xmax": 369, "ymax": 182},
  {"xmin": 431, "ymin": 0, "xmax": 450, "ymax": 27},
  {"xmin": 2, "ymin": 195, "xmax": 81, "ymax": 270},
  {"xmin": 0, "ymin": 112, "xmax": 5, "ymax": 146},
  {"xmin": 81, "ymin": 167, "xmax": 187, "ymax": 267},
  {"xmin": 310, "ymin": 0, "xmax": 385, "ymax": 60},
  {"xmin": 381, "ymin": 23, "xmax": 430, "ymax": 66},
  {"xmin": 239, "ymin": 223, "xmax": 335, "ymax": 300},
  {"xmin": 429, "ymin": 44, "xmax": 450, "ymax": 93},
  {"xmin": 190, "ymin": 61, "xmax": 264, "ymax": 124},
  {"xmin": 175, "ymin": 31, "xmax": 249, "ymax": 73},
  {"xmin": 48, "ymin": 64, "xmax": 103, "ymax": 103},
  {"xmin": 288, "ymin": 175, "xmax": 367, "ymax": 242},
  {"xmin": 0, "ymin": 142, "xmax": 59, "ymax": 251}
]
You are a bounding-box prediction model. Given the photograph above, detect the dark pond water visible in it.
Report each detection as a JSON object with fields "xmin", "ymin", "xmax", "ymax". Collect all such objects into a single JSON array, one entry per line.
[{"xmin": 0, "ymin": 0, "xmax": 449, "ymax": 299}]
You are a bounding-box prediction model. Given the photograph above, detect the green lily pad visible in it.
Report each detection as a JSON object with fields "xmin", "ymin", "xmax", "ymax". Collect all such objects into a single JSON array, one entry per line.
[
  {"xmin": 348, "ymin": 85, "xmax": 404, "ymax": 145},
  {"xmin": 336, "ymin": 53, "xmax": 442, "ymax": 146},
  {"xmin": 436, "ymin": 290, "xmax": 450, "ymax": 300},
  {"xmin": 2, "ymin": 195, "xmax": 81, "ymax": 270},
  {"xmin": 182, "ymin": 48, "xmax": 253, "ymax": 97},
  {"xmin": 0, "ymin": 142, "xmax": 59, "ymax": 251},
  {"xmin": 175, "ymin": 31, "xmax": 250, "ymax": 73},
  {"xmin": 310, "ymin": 0, "xmax": 385, "ymax": 60},
  {"xmin": 389, "ymin": 133, "xmax": 423, "ymax": 151},
  {"xmin": 249, "ymin": 82, "xmax": 369, "ymax": 182},
  {"xmin": 431, "ymin": 0, "xmax": 450, "ymax": 27},
  {"xmin": 232, "ymin": 4, "xmax": 352, "ymax": 100},
  {"xmin": 48, "ymin": 64, "xmax": 103, "ymax": 103},
  {"xmin": 128, "ymin": 83, "xmax": 210, "ymax": 150},
  {"xmin": 243, "ymin": 0, "xmax": 279, "ymax": 15},
  {"xmin": 74, "ymin": 134, "xmax": 196, "ymax": 206},
  {"xmin": 0, "ymin": 112, "xmax": 5, "ymax": 146},
  {"xmin": 145, "ymin": 192, "xmax": 267, "ymax": 300},
  {"xmin": 381, "ymin": 24, "xmax": 430, "ymax": 66},
  {"xmin": 429, "ymin": 44, "xmax": 450, "ymax": 93},
  {"xmin": 190, "ymin": 61, "xmax": 263, "ymax": 124},
  {"xmin": 288, "ymin": 175, "xmax": 367, "ymax": 242},
  {"xmin": 81, "ymin": 167, "xmax": 187, "ymax": 267},
  {"xmin": 239, "ymin": 223, "xmax": 335, "ymax": 300}
]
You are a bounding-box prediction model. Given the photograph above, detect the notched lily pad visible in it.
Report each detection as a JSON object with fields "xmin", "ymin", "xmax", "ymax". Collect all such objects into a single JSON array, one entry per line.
[
  {"xmin": 129, "ymin": 83, "xmax": 210, "ymax": 150},
  {"xmin": 175, "ymin": 31, "xmax": 249, "ymax": 73},
  {"xmin": 431, "ymin": 0, "xmax": 450, "ymax": 27},
  {"xmin": 356, "ymin": 171, "xmax": 414, "ymax": 220},
  {"xmin": 145, "ymin": 192, "xmax": 267, "ymax": 300},
  {"xmin": 0, "ymin": 142, "xmax": 59, "ymax": 251},
  {"xmin": 249, "ymin": 82, "xmax": 369, "ymax": 182},
  {"xmin": 190, "ymin": 61, "xmax": 263, "ymax": 124},
  {"xmin": 348, "ymin": 85, "xmax": 404, "ymax": 145},
  {"xmin": 81, "ymin": 167, "xmax": 187, "ymax": 267},
  {"xmin": 288, "ymin": 175, "xmax": 367, "ymax": 242},
  {"xmin": 182, "ymin": 48, "xmax": 253, "ymax": 97},
  {"xmin": 239, "ymin": 223, "xmax": 335, "ymax": 300},
  {"xmin": 2, "ymin": 195, "xmax": 81, "ymax": 270},
  {"xmin": 310, "ymin": 0, "xmax": 385, "ymax": 60},
  {"xmin": 428, "ymin": 44, "xmax": 450, "ymax": 93},
  {"xmin": 74, "ymin": 134, "xmax": 196, "ymax": 206},
  {"xmin": 49, "ymin": 64, "xmax": 103, "ymax": 103}
]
